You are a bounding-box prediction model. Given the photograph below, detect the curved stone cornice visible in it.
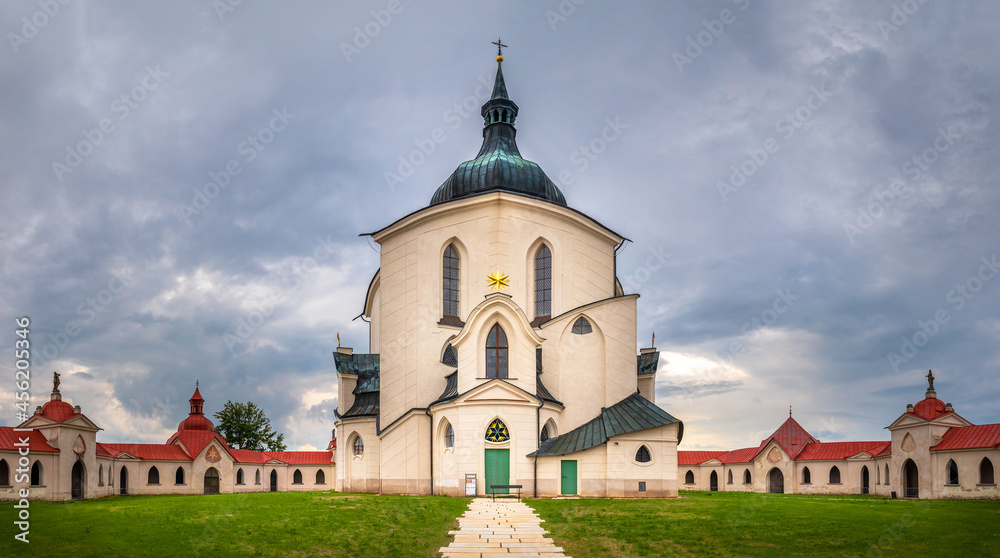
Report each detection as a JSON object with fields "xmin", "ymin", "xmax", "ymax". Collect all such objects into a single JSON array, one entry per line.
[{"xmin": 450, "ymin": 292, "xmax": 545, "ymax": 349}]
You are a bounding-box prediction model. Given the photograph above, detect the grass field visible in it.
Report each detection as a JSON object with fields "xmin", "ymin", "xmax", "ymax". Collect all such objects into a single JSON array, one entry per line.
[
  {"xmin": 3, "ymin": 490, "xmax": 999, "ymax": 557},
  {"xmin": 0, "ymin": 491, "xmax": 472, "ymax": 557},
  {"xmin": 528, "ymin": 490, "xmax": 1000, "ymax": 557}
]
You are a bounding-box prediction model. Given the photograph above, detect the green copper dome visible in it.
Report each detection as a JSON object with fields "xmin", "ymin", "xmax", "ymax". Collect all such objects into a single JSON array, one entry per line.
[{"xmin": 430, "ymin": 58, "xmax": 567, "ymax": 207}]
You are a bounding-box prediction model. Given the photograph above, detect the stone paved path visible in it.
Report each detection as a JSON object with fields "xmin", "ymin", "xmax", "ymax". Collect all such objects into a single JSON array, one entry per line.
[{"xmin": 439, "ymin": 497, "xmax": 568, "ymax": 557}]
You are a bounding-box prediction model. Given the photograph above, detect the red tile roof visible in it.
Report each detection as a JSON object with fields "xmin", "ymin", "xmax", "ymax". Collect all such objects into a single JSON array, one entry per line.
[
  {"xmin": 100, "ymin": 443, "xmax": 192, "ymax": 461},
  {"xmin": 38, "ymin": 400, "xmax": 80, "ymax": 423},
  {"xmin": 797, "ymin": 441, "xmax": 889, "ymax": 461},
  {"xmin": 166, "ymin": 430, "xmax": 234, "ymax": 461},
  {"xmin": 229, "ymin": 448, "xmax": 267, "ymax": 463},
  {"xmin": 718, "ymin": 447, "xmax": 760, "ymax": 463},
  {"xmin": 678, "ymin": 451, "xmax": 725, "ymax": 465},
  {"xmin": 931, "ymin": 423, "xmax": 1000, "ymax": 451},
  {"xmin": 96, "ymin": 443, "xmax": 115, "ymax": 457},
  {"xmin": 909, "ymin": 397, "xmax": 951, "ymax": 421},
  {"xmin": 0, "ymin": 427, "xmax": 59, "ymax": 453},
  {"xmin": 758, "ymin": 416, "xmax": 818, "ymax": 460},
  {"xmin": 263, "ymin": 451, "xmax": 333, "ymax": 465}
]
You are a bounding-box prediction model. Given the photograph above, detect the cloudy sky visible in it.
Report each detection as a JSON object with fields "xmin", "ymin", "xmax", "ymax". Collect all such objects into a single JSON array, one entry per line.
[{"xmin": 1, "ymin": 1, "xmax": 998, "ymax": 452}]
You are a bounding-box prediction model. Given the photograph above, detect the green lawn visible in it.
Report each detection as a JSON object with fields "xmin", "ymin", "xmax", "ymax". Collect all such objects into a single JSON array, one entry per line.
[
  {"xmin": 0, "ymin": 491, "xmax": 471, "ymax": 557},
  {"xmin": 528, "ymin": 490, "xmax": 1000, "ymax": 557}
]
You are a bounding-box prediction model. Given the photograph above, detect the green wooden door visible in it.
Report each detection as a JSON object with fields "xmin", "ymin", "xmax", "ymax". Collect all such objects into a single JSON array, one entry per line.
[
  {"xmin": 485, "ymin": 449, "xmax": 510, "ymax": 494},
  {"xmin": 561, "ymin": 460, "xmax": 577, "ymax": 495}
]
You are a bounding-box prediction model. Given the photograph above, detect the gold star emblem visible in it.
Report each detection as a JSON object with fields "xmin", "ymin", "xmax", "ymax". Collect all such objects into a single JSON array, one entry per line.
[{"xmin": 487, "ymin": 270, "xmax": 510, "ymax": 291}]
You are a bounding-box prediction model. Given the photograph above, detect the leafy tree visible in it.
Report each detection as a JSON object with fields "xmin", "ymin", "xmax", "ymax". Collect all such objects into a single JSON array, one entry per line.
[{"xmin": 213, "ymin": 401, "xmax": 287, "ymax": 451}]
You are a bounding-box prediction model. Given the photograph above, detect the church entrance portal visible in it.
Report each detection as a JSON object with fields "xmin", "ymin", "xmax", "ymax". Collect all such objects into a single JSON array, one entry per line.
[
  {"xmin": 485, "ymin": 449, "xmax": 509, "ymax": 495},
  {"xmin": 119, "ymin": 467, "xmax": 128, "ymax": 495},
  {"xmin": 270, "ymin": 469, "xmax": 278, "ymax": 492},
  {"xmin": 768, "ymin": 468, "xmax": 784, "ymax": 493},
  {"xmin": 709, "ymin": 471, "xmax": 719, "ymax": 491},
  {"xmin": 903, "ymin": 459, "xmax": 919, "ymax": 498},
  {"xmin": 71, "ymin": 461, "xmax": 85, "ymax": 500},
  {"xmin": 204, "ymin": 467, "xmax": 220, "ymax": 495}
]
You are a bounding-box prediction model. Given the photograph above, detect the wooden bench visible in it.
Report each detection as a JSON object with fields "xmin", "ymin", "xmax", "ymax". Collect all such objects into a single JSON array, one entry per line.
[{"xmin": 489, "ymin": 484, "xmax": 523, "ymax": 501}]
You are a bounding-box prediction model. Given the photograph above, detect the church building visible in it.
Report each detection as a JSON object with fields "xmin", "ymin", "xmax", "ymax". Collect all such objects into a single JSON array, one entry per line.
[
  {"xmin": 333, "ymin": 49, "xmax": 684, "ymax": 498},
  {"xmin": 678, "ymin": 372, "xmax": 1000, "ymax": 499}
]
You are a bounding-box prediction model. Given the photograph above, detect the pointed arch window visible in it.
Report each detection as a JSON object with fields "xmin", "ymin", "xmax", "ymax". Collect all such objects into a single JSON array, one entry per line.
[
  {"xmin": 485, "ymin": 324, "xmax": 508, "ymax": 379},
  {"xmin": 445, "ymin": 424, "xmax": 455, "ymax": 448},
  {"xmin": 743, "ymin": 469, "xmax": 752, "ymax": 484},
  {"xmin": 236, "ymin": 468, "xmax": 245, "ymax": 485},
  {"xmin": 316, "ymin": 470, "xmax": 325, "ymax": 484},
  {"xmin": 443, "ymin": 244, "xmax": 460, "ymax": 318},
  {"xmin": 884, "ymin": 464, "xmax": 889, "ymax": 485},
  {"xmin": 946, "ymin": 459, "xmax": 959, "ymax": 485},
  {"xmin": 30, "ymin": 462, "xmax": 42, "ymax": 486},
  {"xmin": 442, "ymin": 344, "xmax": 458, "ymax": 367},
  {"xmin": 293, "ymin": 469, "xmax": 303, "ymax": 484},
  {"xmin": 539, "ymin": 425, "xmax": 550, "ymax": 443},
  {"xmin": 635, "ymin": 445, "xmax": 651, "ymax": 463},
  {"xmin": 485, "ymin": 419, "xmax": 510, "ymax": 443},
  {"xmin": 981, "ymin": 458, "xmax": 995, "ymax": 485},
  {"xmin": 727, "ymin": 470, "xmax": 733, "ymax": 484},
  {"xmin": 1, "ymin": 459, "xmax": 10, "ymax": 486},
  {"xmin": 176, "ymin": 467, "xmax": 185, "ymax": 485},
  {"xmin": 353, "ymin": 436, "xmax": 364, "ymax": 457},
  {"xmin": 684, "ymin": 470, "xmax": 694, "ymax": 484},
  {"xmin": 98, "ymin": 464, "xmax": 104, "ymax": 486},
  {"xmin": 534, "ymin": 245, "xmax": 552, "ymax": 319},
  {"xmin": 802, "ymin": 466, "xmax": 811, "ymax": 484},
  {"xmin": 255, "ymin": 469, "xmax": 261, "ymax": 485},
  {"xmin": 830, "ymin": 466, "xmax": 841, "ymax": 484},
  {"xmin": 148, "ymin": 466, "xmax": 160, "ymax": 485},
  {"xmin": 571, "ymin": 317, "xmax": 592, "ymax": 335}
]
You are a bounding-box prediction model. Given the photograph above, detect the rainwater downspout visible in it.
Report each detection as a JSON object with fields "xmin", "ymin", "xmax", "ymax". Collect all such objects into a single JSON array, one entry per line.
[{"xmin": 424, "ymin": 408, "xmax": 434, "ymax": 495}]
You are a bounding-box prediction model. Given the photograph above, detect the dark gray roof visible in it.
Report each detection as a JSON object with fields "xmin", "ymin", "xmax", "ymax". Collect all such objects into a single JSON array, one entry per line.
[
  {"xmin": 333, "ymin": 353, "xmax": 380, "ymax": 393},
  {"xmin": 528, "ymin": 392, "xmax": 683, "ymax": 457},
  {"xmin": 432, "ymin": 371, "xmax": 459, "ymax": 405},
  {"xmin": 429, "ymin": 60, "xmax": 566, "ymax": 208},
  {"xmin": 536, "ymin": 375, "xmax": 562, "ymax": 406},
  {"xmin": 637, "ymin": 351, "xmax": 659, "ymax": 375},
  {"xmin": 333, "ymin": 353, "xmax": 380, "ymax": 418}
]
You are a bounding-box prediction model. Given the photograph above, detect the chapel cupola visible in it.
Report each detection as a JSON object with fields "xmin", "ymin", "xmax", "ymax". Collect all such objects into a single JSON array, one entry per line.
[
  {"xmin": 429, "ymin": 39, "xmax": 567, "ymax": 207},
  {"xmin": 177, "ymin": 382, "xmax": 214, "ymax": 432}
]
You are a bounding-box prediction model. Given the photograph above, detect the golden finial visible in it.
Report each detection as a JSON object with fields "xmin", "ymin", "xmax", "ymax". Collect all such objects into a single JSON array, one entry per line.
[
  {"xmin": 337, "ymin": 331, "xmax": 341, "ymax": 347},
  {"xmin": 487, "ymin": 270, "xmax": 510, "ymax": 291},
  {"xmin": 652, "ymin": 332, "xmax": 655, "ymax": 347}
]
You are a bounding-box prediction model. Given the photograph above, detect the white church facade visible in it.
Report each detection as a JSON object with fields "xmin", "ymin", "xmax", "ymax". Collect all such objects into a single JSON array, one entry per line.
[{"xmin": 334, "ymin": 52, "xmax": 684, "ymax": 498}]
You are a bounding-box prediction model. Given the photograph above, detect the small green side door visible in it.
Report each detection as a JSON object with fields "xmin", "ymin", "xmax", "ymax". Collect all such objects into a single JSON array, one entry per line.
[
  {"xmin": 485, "ymin": 449, "xmax": 510, "ymax": 494},
  {"xmin": 561, "ymin": 460, "xmax": 577, "ymax": 495}
]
